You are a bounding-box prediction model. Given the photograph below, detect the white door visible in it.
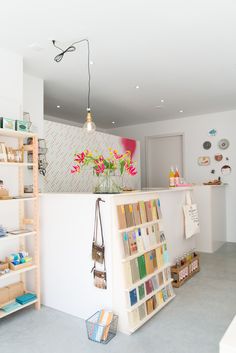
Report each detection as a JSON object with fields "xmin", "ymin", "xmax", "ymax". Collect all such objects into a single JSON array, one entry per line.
[{"xmin": 146, "ymin": 134, "xmax": 184, "ymax": 187}]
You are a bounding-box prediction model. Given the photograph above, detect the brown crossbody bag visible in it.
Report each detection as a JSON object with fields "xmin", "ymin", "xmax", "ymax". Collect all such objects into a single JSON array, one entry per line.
[{"xmin": 91, "ymin": 198, "xmax": 107, "ymax": 289}]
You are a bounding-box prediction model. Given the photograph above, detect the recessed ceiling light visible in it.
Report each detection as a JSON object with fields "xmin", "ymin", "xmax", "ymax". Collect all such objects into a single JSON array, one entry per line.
[
  {"xmin": 160, "ymin": 99, "xmax": 164, "ymax": 103},
  {"xmin": 112, "ymin": 121, "xmax": 115, "ymax": 124},
  {"xmin": 90, "ymin": 61, "xmax": 94, "ymax": 65},
  {"xmin": 179, "ymin": 110, "xmax": 183, "ymax": 113},
  {"xmin": 57, "ymin": 105, "xmax": 61, "ymax": 108},
  {"xmin": 135, "ymin": 85, "xmax": 140, "ymax": 89}
]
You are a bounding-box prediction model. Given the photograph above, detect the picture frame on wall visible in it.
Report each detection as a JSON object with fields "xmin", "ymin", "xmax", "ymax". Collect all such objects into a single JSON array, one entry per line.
[{"xmin": 0, "ymin": 142, "xmax": 7, "ymax": 162}]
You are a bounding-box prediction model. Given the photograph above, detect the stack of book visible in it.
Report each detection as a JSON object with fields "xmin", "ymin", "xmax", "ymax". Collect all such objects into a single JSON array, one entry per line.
[{"xmin": 117, "ymin": 199, "xmax": 162, "ymax": 230}]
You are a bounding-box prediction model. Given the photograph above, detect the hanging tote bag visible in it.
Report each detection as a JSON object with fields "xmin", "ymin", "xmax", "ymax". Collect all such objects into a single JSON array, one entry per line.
[
  {"xmin": 92, "ymin": 198, "xmax": 105, "ymax": 264},
  {"xmin": 183, "ymin": 191, "xmax": 200, "ymax": 239}
]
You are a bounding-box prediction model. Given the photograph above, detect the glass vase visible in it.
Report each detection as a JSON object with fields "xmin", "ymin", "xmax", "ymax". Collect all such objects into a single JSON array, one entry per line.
[{"xmin": 94, "ymin": 172, "xmax": 121, "ymax": 194}]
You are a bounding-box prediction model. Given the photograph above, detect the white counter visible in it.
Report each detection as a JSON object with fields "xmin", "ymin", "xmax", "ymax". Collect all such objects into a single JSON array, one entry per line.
[{"xmin": 40, "ymin": 188, "xmax": 196, "ymax": 333}]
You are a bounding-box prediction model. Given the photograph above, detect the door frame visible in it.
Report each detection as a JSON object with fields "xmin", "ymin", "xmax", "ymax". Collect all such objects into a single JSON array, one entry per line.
[{"xmin": 145, "ymin": 132, "xmax": 186, "ymax": 188}]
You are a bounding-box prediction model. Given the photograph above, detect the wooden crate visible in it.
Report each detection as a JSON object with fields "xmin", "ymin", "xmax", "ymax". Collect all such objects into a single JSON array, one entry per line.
[{"xmin": 171, "ymin": 254, "xmax": 200, "ymax": 288}]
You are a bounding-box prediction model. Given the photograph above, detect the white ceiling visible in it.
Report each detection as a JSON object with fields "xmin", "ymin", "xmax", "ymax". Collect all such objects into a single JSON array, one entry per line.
[{"xmin": 1, "ymin": 0, "xmax": 236, "ymax": 128}]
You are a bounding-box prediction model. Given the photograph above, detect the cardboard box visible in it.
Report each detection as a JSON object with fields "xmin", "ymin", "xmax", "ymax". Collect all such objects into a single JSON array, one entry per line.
[
  {"xmin": 8, "ymin": 282, "xmax": 24, "ymax": 300},
  {"xmin": 0, "ymin": 287, "xmax": 9, "ymax": 306},
  {"xmin": 0, "ymin": 261, "xmax": 9, "ymax": 271}
]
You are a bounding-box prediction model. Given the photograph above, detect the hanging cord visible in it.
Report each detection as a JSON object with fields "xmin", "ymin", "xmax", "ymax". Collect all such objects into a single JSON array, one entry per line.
[{"xmin": 52, "ymin": 39, "xmax": 91, "ymax": 110}]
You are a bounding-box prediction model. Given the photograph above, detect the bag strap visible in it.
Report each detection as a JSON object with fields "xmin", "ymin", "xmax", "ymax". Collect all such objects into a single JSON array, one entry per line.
[
  {"xmin": 91, "ymin": 198, "xmax": 106, "ymax": 273},
  {"xmin": 186, "ymin": 191, "xmax": 192, "ymax": 206},
  {"xmin": 93, "ymin": 198, "xmax": 105, "ymax": 245}
]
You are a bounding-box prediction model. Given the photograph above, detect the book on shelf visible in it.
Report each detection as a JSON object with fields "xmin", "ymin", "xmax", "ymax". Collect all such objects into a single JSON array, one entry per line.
[
  {"xmin": 122, "ymin": 232, "xmax": 130, "ymax": 257},
  {"xmin": 145, "ymin": 201, "xmax": 153, "ymax": 222},
  {"xmin": 162, "ymin": 287, "xmax": 168, "ymax": 302},
  {"xmin": 128, "ymin": 231, "xmax": 138, "ymax": 255},
  {"xmin": 138, "ymin": 303, "xmax": 146, "ymax": 321},
  {"xmin": 136, "ymin": 228, "xmax": 144, "ymax": 252},
  {"xmin": 130, "ymin": 258, "xmax": 140, "ymax": 283},
  {"xmin": 128, "ymin": 308, "xmax": 139, "ymax": 327},
  {"xmin": 146, "ymin": 297, "xmax": 154, "ymax": 315},
  {"xmin": 158, "ymin": 272, "xmax": 164, "ymax": 286},
  {"xmin": 154, "ymin": 223, "xmax": 161, "ymax": 243},
  {"xmin": 163, "ymin": 243, "xmax": 169, "ymax": 264},
  {"xmin": 152, "ymin": 250, "xmax": 157, "ymax": 269},
  {"xmin": 129, "ymin": 288, "xmax": 138, "ymax": 306},
  {"xmin": 117, "ymin": 205, "xmax": 127, "ymax": 229},
  {"xmin": 148, "ymin": 225, "xmax": 157, "ymax": 246},
  {"xmin": 138, "ymin": 284, "xmax": 145, "ymax": 300},
  {"xmin": 151, "ymin": 275, "xmax": 159, "ymax": 290},
  {"xmin": 124, "ymin": 204, "xmax": 134, "ymax": 228},
  {"xmin": 137, "ymin": 255, "xmax": 147, "ymax": 279},
  {"xmin": 156, "ymin": 246, "xmax": 164, "ymax": 268},
  {"xmin": 141, "ymin": 228, "xmax": 151, "ymax": 250},
  {"xmin": 139, "ymin": 201, "xmax": 147, "ymax": 223},
  {"xmin": 156, "ymin": 199, "xmax": 163, "ymax": 219},
  {"xmin": 156, "ymin": 290, "xmax": 164, "ymax": 305},
  {"xmin": 145, "ymin": 279, "xmax": 154, "ymax": 295},
  {"xmin": 124, "ymin": 262, "xmax": 133, "ymax": 287},
  {"xmin": 144, "ymin": 251, "xmax": 155, "ymax": 275},
  {"xmin": 151, "ymin": 200, "xmax": 158, "ymax": 220},
  {"xmin": 133, "ymin": 203, "xmax": 141, "ymax": 225}
]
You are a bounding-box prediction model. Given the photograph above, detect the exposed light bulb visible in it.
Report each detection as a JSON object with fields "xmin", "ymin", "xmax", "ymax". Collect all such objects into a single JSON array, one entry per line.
[
  {"xmin": 135, "ymin": 85, "xmax": 140, "ymax": 89},
  {"xmin": 160, "ymin": 99, "xmax": 164, "ymax": 103},
  {"xmin": 179, "ymin": 110, "xmax": 184, "ymax": 113},
  {"xmin": 83, "ymin": 109, "xmax": 96, "ymax": 132},
  {"xmin": 112, "ymin": 121, "xmax": 115, "ymax": 124},
  {"xmin": 57, "ymin": 105, "xmax": 61, "ymax": 108}
]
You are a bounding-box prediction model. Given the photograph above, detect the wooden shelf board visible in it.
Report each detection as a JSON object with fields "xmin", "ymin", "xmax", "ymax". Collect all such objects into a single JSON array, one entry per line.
[
  {"xmin": 118, "ymin": 219, "xmax": 161, "ymax": 233},
  {"xmin": 129, "ymin": 294, "xmax": 176, "ymax": 333},
  {"xmin": 0, "ymin": 231, "xmax": 36, "ymax": 242},
  {"xmin": 0, "ymin": 197, "xmax": 37, "ymax": 202},
  {"xmin": 0, "ymin": 128, "xmax": 36, "ymax": 138},
  {"xmin": 125, "ymin": 262, "xmax": 171, "ymax": 291},
  {"xmin": 122, "ymin": 241, "xmax": 166, "ymax": 263},
  {"xmin": 0, "ymin": 162, "xmax": 36, "ymax": 167},
  {"xmin": 127, "ymin": 278, "xmax": 173, "ymax": 312},
  {"xmin": 0, "ymin": 299, "xmax": 38, "ymax": 319},
  {"xmin": 0, "ymin": 264, "xmax": 37, "ymax": 280}
]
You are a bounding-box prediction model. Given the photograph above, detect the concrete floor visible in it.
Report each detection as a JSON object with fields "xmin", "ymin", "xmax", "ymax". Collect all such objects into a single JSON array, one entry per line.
[{"xmin": 1, "ymin": 243, "xmax": 236, "ymax": 353}]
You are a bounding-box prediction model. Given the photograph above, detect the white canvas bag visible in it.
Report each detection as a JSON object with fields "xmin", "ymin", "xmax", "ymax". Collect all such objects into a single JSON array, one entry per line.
[{"xmin": 183, "ymin": 191, "xmax": 200, "ymax": 239}]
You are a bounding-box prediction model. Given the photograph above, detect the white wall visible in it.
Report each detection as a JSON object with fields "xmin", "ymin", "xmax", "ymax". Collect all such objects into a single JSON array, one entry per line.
[
  {"xmin": 107, "ymin": 110, "xmax": 236, "ymax": 242},
  {"xmin": 23, "ymin": 73, "xmax": 44, "ymax": 137}
]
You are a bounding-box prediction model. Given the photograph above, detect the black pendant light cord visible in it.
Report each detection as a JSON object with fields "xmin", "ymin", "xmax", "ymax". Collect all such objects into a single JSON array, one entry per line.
[{"xmin": 52, "ymin": 39, "xmax": 91, "ymax": 111}]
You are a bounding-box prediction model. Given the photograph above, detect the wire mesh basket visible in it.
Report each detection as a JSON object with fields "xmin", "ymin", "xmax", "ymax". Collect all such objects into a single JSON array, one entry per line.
[{"xmin": 86, "ymin": 311, "xmax": 118, "ymax": 344}]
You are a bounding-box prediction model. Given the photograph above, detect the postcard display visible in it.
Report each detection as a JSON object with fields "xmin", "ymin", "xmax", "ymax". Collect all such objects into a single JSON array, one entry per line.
[{"xmin": 113, "ymin": 192, "xmax": 175, "ymax": 334}]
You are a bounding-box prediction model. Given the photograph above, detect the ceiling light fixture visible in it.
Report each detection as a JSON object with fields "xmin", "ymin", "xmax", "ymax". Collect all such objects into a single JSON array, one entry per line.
[
  {"xmin": 57, "ymin": 105, "xmax": 61, "ymax": 108},
  {"xmin": 112, "ymin": 121, "xmax": 115, "ymax": 124},
  {"xmin": 52, "ymin": 39, "xmax": 96, "ymax": 133},
  {"xmin": 179, "ymin": 110, "xmax": 184, "ymax": 113},
  {"xmin": 160, "ymin": 99, "xmax": 164, "ymax": 103},
  {"xmin": 135, "ymin": 85, "xmax": 140, "ymax": 89}
]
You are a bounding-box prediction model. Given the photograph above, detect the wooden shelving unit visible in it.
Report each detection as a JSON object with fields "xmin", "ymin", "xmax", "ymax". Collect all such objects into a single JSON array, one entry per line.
[
  {"xmin": 0, "ymin": 128, "xmax": 40, "ymax": 317},
  {"xmin": 116, "ymin": 199, "xmax": 175, "ymax": 333}
]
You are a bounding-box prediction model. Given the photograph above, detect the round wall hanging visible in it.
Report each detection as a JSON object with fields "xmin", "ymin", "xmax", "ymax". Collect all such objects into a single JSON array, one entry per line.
[
  {"xmin": 218, "ymin": 138, "xmax": 230, "ymax": 150},
  {"xmin": 203, "ymin": 141, "xmax": 212, "ymax": 150},
  {"xmin": 215, "ymin": 154, "xmax": 223, "ymax": 162},
  {"xmin": 221, "ymin": 165, "xmax": 231, "ymax": 175},
  {"xmin": 208, "ymin": 129, "xmax": 217, "ymax": 137},
  {"xmin": 198, "ymin": 156, "xmax": 210, "ymax": 166}
]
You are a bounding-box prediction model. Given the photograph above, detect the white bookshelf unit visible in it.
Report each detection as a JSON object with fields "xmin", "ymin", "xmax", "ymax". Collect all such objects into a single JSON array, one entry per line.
[
  {"xmin": 0, "ymin": 128, "xmax": 40, "ymax": 317},
  {"xmin": 112, "ymin": 193, "xmax": 175, "ymax": 334}
]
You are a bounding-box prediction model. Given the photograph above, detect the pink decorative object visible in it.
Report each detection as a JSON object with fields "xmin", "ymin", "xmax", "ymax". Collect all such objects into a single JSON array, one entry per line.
[{"xmin": 121, "ymin": 138, "xmax": 136, "ymax": 158}]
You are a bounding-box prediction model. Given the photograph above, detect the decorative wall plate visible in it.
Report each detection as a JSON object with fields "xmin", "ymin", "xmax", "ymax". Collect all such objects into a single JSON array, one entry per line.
[
  {"xmin": 198, "ymin": 156, "xmax": 210, "ymax": 166},
  {"xmin": 203, "ymin": 141, "xmax": 212, "ymax": 150},
  {"xmin": 221, "ymin": 165, "xmax": 231, "ymax": 175},
  {"xmin": 215, "ymin": 154, "xmax": 223, "ymax": 162},
  {"xmin": 218, "ymin": 139, "xmax": 230, "ymax": 150},
  {"xmin": 208, "ymin": 129, "xmax": 217, "ymax": 137}
]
